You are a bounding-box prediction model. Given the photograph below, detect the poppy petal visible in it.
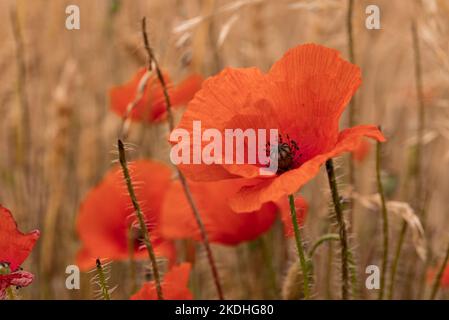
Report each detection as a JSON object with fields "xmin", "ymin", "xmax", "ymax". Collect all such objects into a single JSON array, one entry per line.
[
  {"xmin": 229, "ymin": 125, "xmax": 385, "ymax": 212},
  {"xmin": 0, "ymin": 206, "xmax": 40, "ymax": 272},
  {"xmin": 268, "ymin": 44, "xmax": 362, "ymax": 162},
  {"xmin": 173, "ymin": 67, "xmax": 270, "ymax": 181},
  {"xmin": 160, "ymin": 179, "xmax": 277, "ymax": 245}
]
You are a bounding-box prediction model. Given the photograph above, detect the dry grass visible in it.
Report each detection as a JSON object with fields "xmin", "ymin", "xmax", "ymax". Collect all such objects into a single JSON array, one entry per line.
[{"xmin": 1, "ymin": 0, "xmax": 449, "ymax": 300}]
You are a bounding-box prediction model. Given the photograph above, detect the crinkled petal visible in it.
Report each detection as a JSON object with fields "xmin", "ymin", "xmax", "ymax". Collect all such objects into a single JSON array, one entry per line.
[
  {"xmin": 0, "ymin": 206, "xmax": 40, "ymax": 271},
  {"xmin": 229, "ymin": 125, "xmax": 385, "ymax": 212}
]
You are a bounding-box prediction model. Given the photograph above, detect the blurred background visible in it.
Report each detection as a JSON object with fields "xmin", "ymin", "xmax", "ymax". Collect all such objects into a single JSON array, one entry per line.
[{"xmin": 1, "ymin": 0, "xmax": 449, "ymax": 299}]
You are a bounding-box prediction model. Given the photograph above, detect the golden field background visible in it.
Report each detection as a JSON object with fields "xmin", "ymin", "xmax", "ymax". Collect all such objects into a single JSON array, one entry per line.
[{"xmin": 1, "ymin": 0, "xmax": 449, "ymax": 299}]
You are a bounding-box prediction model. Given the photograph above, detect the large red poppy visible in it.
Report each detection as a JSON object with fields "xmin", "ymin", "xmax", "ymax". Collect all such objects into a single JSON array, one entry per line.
[
  {"xmin": 76, "ymin": 160, "xmax": 175, "ymax": 270},
  {"xmin": 131, "ymin": 263, "xmax": 193, "ymax": 300},
  {"xmin": 0, "ymin": 206, "xmax": 39, "ymax": 299},
  {"xmin": 171, "ymin": 44, "xmax": 385, "ymax": 212},
  {"xmin": 110, "ymin": 68, "xmax": 203, "ymax": 123}
]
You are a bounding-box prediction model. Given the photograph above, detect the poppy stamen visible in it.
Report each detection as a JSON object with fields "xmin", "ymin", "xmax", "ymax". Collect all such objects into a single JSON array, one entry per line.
[{"xmin": 265, "ymin": 134, "xmax": 302, "ymax": 174}]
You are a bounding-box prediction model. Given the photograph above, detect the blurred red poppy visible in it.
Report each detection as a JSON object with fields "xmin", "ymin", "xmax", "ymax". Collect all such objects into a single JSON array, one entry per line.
[
  {"xmin": 171, "ymin": 44, "xmax": 386, "ymax": 212},
  {"xmin": 131, "ymin": 263, "xmax": 193, "ymax": 300},
  {"xmin": 160, "ymin": 179, "xmax": 278, "ymax": 245},
  {"xmin": 427, "ymin": 263, "xmax": 449, "ymax": 289},
  {"xmin": 110, "ymin": 68, "xmax": 203, "ymax": 123},
  {"xmin": 0, "ymin": 205, "xmax": 39, "ymax": 299},
  {"xmin": 76, "ymin": 160, "xmax": 175, "ymax": 270}
]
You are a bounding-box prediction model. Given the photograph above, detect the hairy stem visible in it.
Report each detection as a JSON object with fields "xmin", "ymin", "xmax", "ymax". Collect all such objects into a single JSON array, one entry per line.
[
  {"xmin": 309, "ymin": 233, "xmax": 340, "ymax": 258},
  {"xmin": 141, "ymin": 17, "xmax": 224, "ymax": 299},
  {"xmin": 95, "ymin": 259, "xmax": 111, "ymax": 300},
  {"xmin": 288, "ymin": 194, "xmax": 311, "ymax": 299},
  {"xmin": 325, "ymin": 159, "xmax": 350, "ymax": 300},
  {"xmin": 118, "ymin": 139, "xmax": 163, "ymax": 300}
]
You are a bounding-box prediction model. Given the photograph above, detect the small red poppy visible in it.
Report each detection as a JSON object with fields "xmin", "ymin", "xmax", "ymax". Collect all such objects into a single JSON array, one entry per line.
[
  {"xmin": 110, "ymin": 68, "xmax": 203, "ymax": 123},
  {"xmin": 0, "ymin": 206, "xmax": 39, "ymax": 299}
]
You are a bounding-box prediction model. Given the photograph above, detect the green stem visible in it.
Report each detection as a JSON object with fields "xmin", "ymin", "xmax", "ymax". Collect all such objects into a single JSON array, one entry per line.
[
  {"xmin": 388, "ymin": 221, "xmax": 407, "ymax": 299},
  {"xmin": 325, "ymin": 159, "xmax": 350, "ymax": 300},
  {"xmin": 288, "ymin": 194, "xmax": 310, "ymax": 299},
  {"xmin": 118, "ymin": 139, "xmax": 163, "ymax": 300},
  {"xmin": 430, "ymin": 242, "xmax": 449, "ymax": 300},
  {"xmin": 309, "ymin": 233, "xmax": 340, "ymax": 258},
  {"xmin": 376, "ymin": 140, "xmax": 389, "ymax": 299},
  {"xmin": 95, "ymin": 259, "xmax": 111, "ymax": 300}
]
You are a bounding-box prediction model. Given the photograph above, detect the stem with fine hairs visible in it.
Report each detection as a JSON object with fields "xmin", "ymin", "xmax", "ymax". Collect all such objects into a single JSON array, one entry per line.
[
  {"xmin": 117, "ymin": 139, "xmax": 163, "ymax": 300},
  {"xmin": 376, "ymin": 139, "xmax": 389, "ymax": 299},
  {"xmin": 325, "ymin": 159, "xmax": 350, "ymax": 300},
  {"xmin": 430, "ymin": 242, "xmax": 449, "ymax": 300},
  {"xmin": 140, "ymin": 17, "xmax": 224, "ymax": 299},
  {"xmin": 288, "ymin": 194, "xmax": 311, "ymax": 299},
  {"xmin": 95, "ymin": 259, "xmax": 111, "ymax": 300}
]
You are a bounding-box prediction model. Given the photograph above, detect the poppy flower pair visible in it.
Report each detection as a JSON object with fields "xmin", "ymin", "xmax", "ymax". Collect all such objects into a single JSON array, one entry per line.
[
  {"xmin": 0, "ymin": 206, "xmax": 40, "ymax": 299},
  {"xmin": 170, "ymin": 44, "xmax": 385, "ymax": 211}
]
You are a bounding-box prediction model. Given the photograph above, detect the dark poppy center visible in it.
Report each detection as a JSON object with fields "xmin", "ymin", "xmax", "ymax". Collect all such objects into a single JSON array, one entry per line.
[{"xmin": 266, "ymin": 134, "xmax": 302, "ymax": 174}]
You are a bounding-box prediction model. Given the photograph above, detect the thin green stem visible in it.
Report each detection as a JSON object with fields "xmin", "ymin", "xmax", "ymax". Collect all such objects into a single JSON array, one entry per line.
[
  {"xmin": 118, "ymin": 139, "xmax": 163, "ymax": 300},
  {"xmin": 96, "ymin": 259, "xmax": 111, "ymax": 300},
  {"xmin": 288, "ymin": 194, "xmax": 310, "ymax": 299},
  {"xmin": 95, "ymin": 259, "xmax": 111, "ymax": 300},
  {"xmin": 430, "ymin": 242, "xmax": 449, "ymax": 300},
  {"xmin": 376, "ymin": 139, "xmax": 389, "ymax": 299},
  {"xmin": 141, "ymin": 17, "xmax": 224, "ymax": 299},
  {"xmin": 325, "ymin": 159, "xmax": 350, "ymax": 300},
  {"xmin": 309, "ymin": 233, "xmax": 340, "ymax": 258},
  {"xmin": 387, "ymin": 221, "xmax": 407, "ymax": 299}
]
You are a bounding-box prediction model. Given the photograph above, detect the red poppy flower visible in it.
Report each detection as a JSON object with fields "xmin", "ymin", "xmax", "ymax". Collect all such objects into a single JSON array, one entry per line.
[
  {"xmin": 160, "ymin": 179, "xmax": 278, "ymax": 245},
  {"xmin": 131, "ymin": 263, "xmax": 193, "ymax": 300},
  {"xmin": 76, "ymin": 160, "xmax": 175, "ymax": 270},
  {"xmin": 0, "ymin": 206, "xmax": 39, "ymax": 299},
  {"xmin": 110, "ymin": 68, "xmax": 203, "ymax": 123},
  {"xmin": 171, "ymin": 44, "xmax": 386, "ymax": 212}
]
